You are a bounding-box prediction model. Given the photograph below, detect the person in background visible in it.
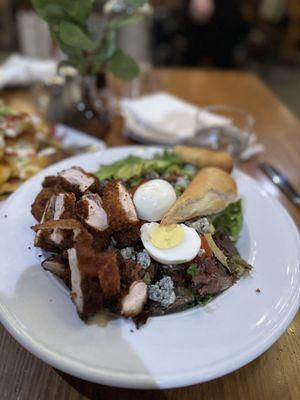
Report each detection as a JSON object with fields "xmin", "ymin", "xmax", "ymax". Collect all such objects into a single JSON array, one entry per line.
[
  {"xmin": 189, "ymin": 0, "xmax": 215, "ymax": 23},
  {"xmin": 184, "ymin": 0, "xmax": 249, "ymax": 67}
]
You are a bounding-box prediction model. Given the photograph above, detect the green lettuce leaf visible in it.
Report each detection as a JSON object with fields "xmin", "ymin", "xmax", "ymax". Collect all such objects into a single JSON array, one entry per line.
[
  {"xmin": 186, "ymin": 263, "xmax": 198, "ymax": 276},
  {"xmin": 96, "ymin": 151, "xmax": 184, "ymax": 181},
  {"xmin": 195, "ymin": 294, "xmax": 213, "ymax": 306},
  {"xmin": 213, "ymin": 200, "xmax": 243, "ymax": 242}
]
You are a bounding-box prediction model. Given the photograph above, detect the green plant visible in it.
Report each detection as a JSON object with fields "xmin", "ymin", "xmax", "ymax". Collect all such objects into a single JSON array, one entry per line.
[{"xmin": 31, "ymin": 0, "xmax": 149, "ymax": 80}]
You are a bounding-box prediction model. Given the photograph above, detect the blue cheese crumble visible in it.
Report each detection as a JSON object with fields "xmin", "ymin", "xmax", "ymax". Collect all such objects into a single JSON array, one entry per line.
[
  {"xmin": 186, "ymin": 217, "xmax": 213, "ymax": 234},
  {"xmin": 136, "ymin": 249, "xmax": 151, "ymax": 269},
  {"xmin": 120, "ymin": 247, "xmax": 135, "ymax": 261},
  {"xmin": 148, "ymin": 276, "xmax": 176, "ymax": 308},
  {"xmin": 108, "ymin": 236, "xmax": 117, "ymax": 250},
  {"xmin": 175, "ymin": 176, "xmax": 189, "ymax": 189}
]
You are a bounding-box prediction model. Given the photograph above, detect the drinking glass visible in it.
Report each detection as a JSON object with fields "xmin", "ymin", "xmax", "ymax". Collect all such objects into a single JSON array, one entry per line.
[{"xmin": 189, "ymin": 105, "xmax": 255, "ymax": 159}]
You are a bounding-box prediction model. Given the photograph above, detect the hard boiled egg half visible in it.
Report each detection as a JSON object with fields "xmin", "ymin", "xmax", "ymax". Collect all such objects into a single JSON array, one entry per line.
[
  {"xmin": 133, "ymin": 179, "xmax": 177, "ymax": 222},
  {"xmin": 141, "ymin": 222, "xmax": 201, "ymax": 265}
]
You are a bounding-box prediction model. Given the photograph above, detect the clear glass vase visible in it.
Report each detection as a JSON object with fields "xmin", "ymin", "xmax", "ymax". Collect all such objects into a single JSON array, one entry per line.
[{"xmin": 68, "ymin": 74, "xmax": 111, "ymax": 139}]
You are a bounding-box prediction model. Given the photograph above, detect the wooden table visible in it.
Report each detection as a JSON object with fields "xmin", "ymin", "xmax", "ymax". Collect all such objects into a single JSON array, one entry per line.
[{"xmin": 1, "ymin": 69, "xmax": 299, "ymax": 400}]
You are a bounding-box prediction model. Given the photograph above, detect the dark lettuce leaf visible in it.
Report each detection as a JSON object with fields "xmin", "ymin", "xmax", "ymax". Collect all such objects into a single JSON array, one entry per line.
[
  {"xmin": 213, "ymin": 200, "xmax": 243, "ymax": 242},
  {"xmin": 213, "ymin": 231, "xmax": 252, "ymax": 278},
  {"xmin": 192, "ymin": 258, "xmax": 234, "ymax": 295},
  {"xmin": 195, "ymin": 294, "xmax": 213, "ymax": 306},
  {"xmin": 227, "ymin": 254, "xmax": 252, "ymax": 278},
  {"xmin": 213, "ymin": 231, "xmax": 239, "ymax": 257}
]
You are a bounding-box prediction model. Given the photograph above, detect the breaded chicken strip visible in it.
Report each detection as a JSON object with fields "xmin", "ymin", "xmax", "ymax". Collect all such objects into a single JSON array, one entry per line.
[{"xmin": 102, "ymin": 180, "xmax": 138, "ymax": 232}]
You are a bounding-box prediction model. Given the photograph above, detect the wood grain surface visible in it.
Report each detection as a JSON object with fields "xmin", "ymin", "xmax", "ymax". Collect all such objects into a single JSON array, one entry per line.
[{"xmin": 0, "ymin": 69, "xmax": 299, "ymax": 400}]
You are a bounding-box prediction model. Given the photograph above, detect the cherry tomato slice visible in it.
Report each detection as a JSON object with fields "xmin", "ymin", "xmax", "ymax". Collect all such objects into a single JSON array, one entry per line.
[{"xmin": 200, "ymin": 234, "xmax": 213, "ymax": 258}]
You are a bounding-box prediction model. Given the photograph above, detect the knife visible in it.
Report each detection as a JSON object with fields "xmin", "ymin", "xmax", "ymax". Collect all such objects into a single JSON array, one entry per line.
[{"xmin": 259, "ymin": 162, "xmax": 300, "ymax": 206}]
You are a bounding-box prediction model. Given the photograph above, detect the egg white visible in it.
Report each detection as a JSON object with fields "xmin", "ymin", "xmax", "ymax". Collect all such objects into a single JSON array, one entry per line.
[
  {"xmin": 140, "ymin": 223, "xmax": 201, "ymax": 265},
  {"xmin": 133, "ymin": 179, "xmax": 177, "ymax": 222}
]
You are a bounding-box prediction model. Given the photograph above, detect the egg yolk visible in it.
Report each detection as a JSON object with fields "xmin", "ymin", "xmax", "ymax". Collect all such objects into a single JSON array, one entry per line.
[{"xmin": 149, "ymin": 224, "xmax": 184, "ymax": 249}]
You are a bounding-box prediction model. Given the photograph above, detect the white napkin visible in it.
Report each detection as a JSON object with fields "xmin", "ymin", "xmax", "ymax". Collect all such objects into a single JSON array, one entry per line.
[
  {"xmin": 0, "ymin": 54, "xmax": 57, "ymax": 88},
  {"xmin": 121, "ymin": 92, "xmax": 265, "ymax": 159},
  {"xmin": 121, "ymin": 92, "xmax": 231, "ymax": 144}
]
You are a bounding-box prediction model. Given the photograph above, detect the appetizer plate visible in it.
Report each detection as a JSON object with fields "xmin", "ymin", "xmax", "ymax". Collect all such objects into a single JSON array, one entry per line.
[{"xmin": 0, "ymin": 146, "xmax": 299, "ymax": 389}]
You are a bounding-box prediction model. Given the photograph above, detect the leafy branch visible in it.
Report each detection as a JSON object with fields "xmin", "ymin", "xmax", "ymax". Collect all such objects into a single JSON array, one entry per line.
[{"xmin": 31, "ymin": 0, "xmax": 149, "ymax": 80}]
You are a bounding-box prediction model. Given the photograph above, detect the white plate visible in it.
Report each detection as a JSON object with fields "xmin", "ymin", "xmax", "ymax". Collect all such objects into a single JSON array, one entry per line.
[{"xmin": 0, "ymin": 146, "xmax": 299, "ymax": 389}]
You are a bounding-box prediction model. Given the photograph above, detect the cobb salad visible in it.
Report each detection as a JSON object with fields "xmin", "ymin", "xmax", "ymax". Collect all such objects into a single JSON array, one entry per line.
[{"xmin": 31, "ymin": 146, "xmax": 251, "ymax": 326}]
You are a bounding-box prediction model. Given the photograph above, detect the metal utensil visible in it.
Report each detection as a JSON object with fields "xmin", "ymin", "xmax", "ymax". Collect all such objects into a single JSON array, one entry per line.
[{"xmin": 259, "ymin": 162, "xmax": 300, "ymax": 206}]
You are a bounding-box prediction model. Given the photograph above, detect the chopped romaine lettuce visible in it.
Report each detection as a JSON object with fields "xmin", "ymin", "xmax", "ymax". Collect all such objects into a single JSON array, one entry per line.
[
  {"xmin": 212, "ymin": 200, "xmax": 243, "ymax": 242},
  {"xmin": 186, "ymin": 263, "xmax": 198, "ymax": 276},
  {"xmin": 96, "ymin": 151, "xmax": 195, "ymax": 182},
  {"xmin": 195, "ymin": 294, "xmax": 213, "ymax": 306}
]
